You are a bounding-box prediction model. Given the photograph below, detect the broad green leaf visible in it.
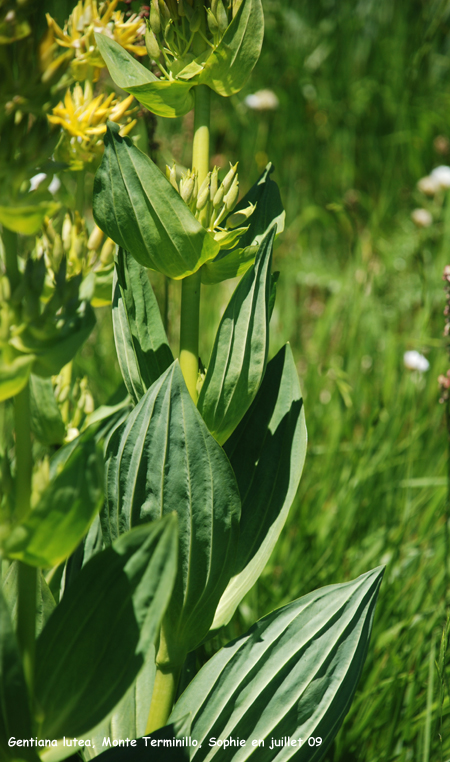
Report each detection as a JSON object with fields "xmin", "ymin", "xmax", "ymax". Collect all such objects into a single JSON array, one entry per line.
[
  {"xmin": 227, "ymin": 163, "xmax": 285, "ymax": 250},
  {"xmin": 93, "ymin": 123, "xmax": 219, "ymax": 279},
  {"xmin": 0, "ymin": 201, "xmax": 59, "ymax": 235},
  {"xmin": 3, "ymin": 436, "xmax": 103, "ymax": 567},
  {"xmin": 84, "ymin": 717, "xmax": 191, "ymax": 762},
  {"xmin": 201, "ymin": 246, "xmax": 257, "ymax": 285},
  {"xmin": 197, "ymin": 226, "xmax": 275, "ymax": 445},
  {"xmin": 0, "ymin": 588, "xmax": 39, "ymax": 762},
  {"xmin": 212, "ymin": 344, "xmax": 307, "ymax": 630},
  {"xmin": 83, "ymin": 649, "xmax": 156, "ymax": 759},
  {"xmin": 3, "ymin": 562, "xmax": 56, "ymax": 636},
  {"xmin": 198, "ymin": 0, "xmax": 264, "ymax": 96},
  {"xmin": 0, "ymin": 353, "xmax": 34, "ymax": 402},
  {"xmin": 35, "ymin": 516, "xmax": 178, "ymax": 739},
  {"xmin": 104, "ymin": 361, "xmax": 240, "ymax": 661},
  {"xmin": 29, "ymin": 374, "xmax": 65, "ymax": 446},
  {"xmin": 10, "ymin": 300, "xmax": 95, "ymax": 377},
  {"xmin": 170, "ymin": 567, "xmax": 384, "ymax": 762},
  {"xmin": 95, "ymin": 34, "xmax": 195, "ymax": 118},
  {"xmin": 113, "ymin": 248, "xmax": 173, "ymax": 404}
]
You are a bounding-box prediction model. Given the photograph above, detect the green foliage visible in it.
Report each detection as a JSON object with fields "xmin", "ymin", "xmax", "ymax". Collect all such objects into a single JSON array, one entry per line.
[
  {"xmin": 0, "ymin": 1, "xmax": 390, "ymax": 757},
  {"xmin": 112, "ymin": 249, "xmax": 173, "ymax": 405},
  {"xmin": 2, "ymin": 435, "xmax": 103, "ymax": 567},
  {"xmin": 171, "ymin": 567, "xmax": 384, "ymax": 761},
  {"xmin": 104, "ymin": 361, "xmax": 241, "ymax": 662},
  {"xmin": 35, "ymin": 516, "xmax": 178, "ymax": 738},
  {"xmin": 0, "ymin": 589, "xmax": 38, "ymax": 762},
  {"xmin": 197, "ymin": 226, "xmax": 274, "ymax": 444}
]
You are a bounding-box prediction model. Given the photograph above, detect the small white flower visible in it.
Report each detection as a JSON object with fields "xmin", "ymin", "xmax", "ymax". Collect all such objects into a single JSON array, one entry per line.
[
  {"xmin": 48, "ymin": 176, "xmax": 61, "ymax": 194},
  {"xmin": 411, "ymin": 208, "xmax": 432, "ymax": 228},
  {"xmin": 430, "ymin": 165, "xmax": 450, "ymax": 189},
  {"xmin": 244, "ymin": 89, "xmax": 279, "ymax": 111},
  {"xmin": 29, "ymin": 172, "xmax": 47, "ymax": 191},
  {"xmin": 403, "ymin": 350, "xmax": 430, "ymax": 372},
  {"xmin": 417, "ymin": 175, "xmax": 440, "ymax": 196}
]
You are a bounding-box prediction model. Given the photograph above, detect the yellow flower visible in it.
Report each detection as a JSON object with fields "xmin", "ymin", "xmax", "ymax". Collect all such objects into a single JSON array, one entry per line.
[
  {"xmin": 46, "ymin": 0, "xmax": 146, "ymax": 78},
  {"xmin": 48, "ymin": 82, "xmax": 136, "ymax": 169}
]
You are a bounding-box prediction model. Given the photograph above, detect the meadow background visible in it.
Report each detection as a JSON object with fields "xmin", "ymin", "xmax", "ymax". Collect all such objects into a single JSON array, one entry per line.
[{"xmin": 30, "ymin": 0, "xmax": 450, "ymax": 759}]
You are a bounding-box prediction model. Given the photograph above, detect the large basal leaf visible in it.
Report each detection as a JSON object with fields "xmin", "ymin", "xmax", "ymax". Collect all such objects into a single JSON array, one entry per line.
[
  {"xmin": 0, "ymin": 588, "xmax": 39, "ymax": 762},
  {"xmin": 84, "ymin": 717, "xmax": 191, "ymax": 762},
  {"xmin": 95, "ymin": 34, "xmax": 195, "ymax": 118},
  {"xmin": 211, "ymin": 344, "xmax": 307, "ymax": 631},
  {"xmin": 198, "ymin": 0, "xmax": 264, "ymax": 97},
  {"xmin": 29, "ymin": 374, "xmax": 65, "ymax": 445},
  {"xmin": 35, "ymin": 516, "xmax": 178, "ymax": 739},
  {"xmin": 104, "ymin": 361, "xmax": 240, "ymax": 662},
  {"xmin": 83, "ymin": 648, "xmax": 156, "ymax": 759},
  {"xmin": 93, "ymin": 123, "xmax": 219, "ymax": 279},
  {"xmin": 197, "ymin": 226, "xmax": 275, "ymax": 445},
  {"xmin": 170, "ymin": 567, "xmax": 384, "ymax": 762},
  {"xmin": 2, "ymin": 435, "xmax": 103, "ymax": 567},
  {"xmin": 113, "ymin": 248, "xmax": 173, "ymax": 404},
  {"xmin": 3, "ymin": 562, "xmax": 56, "ymax": 636}
]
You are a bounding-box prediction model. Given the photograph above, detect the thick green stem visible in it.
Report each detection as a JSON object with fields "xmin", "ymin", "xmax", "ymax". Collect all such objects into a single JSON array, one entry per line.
[
  {"xmin": 14, "ymin": 385, "xmax": 36, "ymax": 698},
  {"xmin": 145, "ymin": 665, "xmax": 180, "ymax": 734},
  {"xmin": 179, "ymin": 271, "xmax": 202, "ymax": 401},
  {"xmin": 179, "ymin": 85, "xmax": 210, "ymax": 401},
  {"xmin": 145, "ymin": 628, "xmax": 183, "ymax": 733}
]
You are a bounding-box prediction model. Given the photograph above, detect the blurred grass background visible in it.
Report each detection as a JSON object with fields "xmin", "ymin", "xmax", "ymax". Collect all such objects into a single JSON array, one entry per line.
[{"xmin": 77, "ymin": 0, "xmax": 450, "ymax": 759}]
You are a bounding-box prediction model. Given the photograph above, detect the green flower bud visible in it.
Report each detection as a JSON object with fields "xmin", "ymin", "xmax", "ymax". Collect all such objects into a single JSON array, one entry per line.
[
  {"xmin": 206, "ymin": 7, "xmax": 219, "ymax": 35},
  {"xmin": 166, "ymin": 163, "xmax": 178, "ymax": 191},
  {"xmin": 224, "ymin": 174, "xmax": 239, "ymax": 211},
  {"xmin": 88, "ymin": 224, "xmax": 105, "ymax": 251},
  {"xmin": 196, "ymin": 172, "xmax": 211, "ymax": 210},
  {"xmin": 166, "ymin": 0, "xmax": 179, "ymax": 19},
  {"xmin": 213, "ymin": 183, "xmax": 225, "ymax": 208},
  {"xmin": 180, "ymin": 174, "xmax": 195, "ymax": 204},
  {"xmin": 150, "ymin": 0, "xmax": 161, "ymax": 34},
  {"xmin": 210, "ymin": 166, "xmax": 219, "ymax": 201},
  {"xmin": 225, "ymin": 202, "xmax": 256, "ymax": 229},
  {"xmin": 100, "ymin": 237, "xmax": 115, "ymax": 265},
  {"xmin": 222, "ymin": 161, "xmax": 238, "ymax": 194},
  {"xmin": 216, "ymin": 0, "xmax": 229, "ymax": 33},
  {"xmin": 145, "ymin": 24, "xmax": 161, "ymax": 59},
  {"xmin": 159, "ymin": 0, "xmax": 171, "ymax": 22},
  {"xmin": 190, "ymin": 7, "xmax": 201, "ymax": 32}
]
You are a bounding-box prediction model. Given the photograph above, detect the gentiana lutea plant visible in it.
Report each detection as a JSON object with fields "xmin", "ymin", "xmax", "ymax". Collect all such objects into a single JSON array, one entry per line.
[{"xmin": 1, "ymin": 2, "xmax": 384, "ymax": 760}]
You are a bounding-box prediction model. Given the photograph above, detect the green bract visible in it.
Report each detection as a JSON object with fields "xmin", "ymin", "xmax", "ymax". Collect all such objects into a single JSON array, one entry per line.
[
  {"xmin": 94, "ymin": 0, "xmax": 264, "ymax": 118},
  {"xmin": 93, "ymin": 123, "xmax": 219, "ymax": 279}
]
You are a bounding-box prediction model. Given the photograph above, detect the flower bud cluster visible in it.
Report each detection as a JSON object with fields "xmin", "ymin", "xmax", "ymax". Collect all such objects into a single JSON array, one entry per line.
[
  {"xmin": 166, "ymin": 161, "xmax": 244, "ymax": 232},
  {"xmin": 38, "ymin": 213, "xmax": 114, "ymax": 281},
  {"xmin": 146, "ymin": 0, "xmax": 237, "ymax": 69}
]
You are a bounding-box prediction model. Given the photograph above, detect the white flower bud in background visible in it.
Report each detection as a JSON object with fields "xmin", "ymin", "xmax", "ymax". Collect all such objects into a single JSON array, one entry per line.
[
  {"xmin": 48, "ymin": 176, "xmax": 61, "ymax": 194},
  {"xmin": 430, "ymin": 165, "xmax": 450, "ymax": 189},
  {"xmin": 411, "ymin": 208, "xmax": 432, "ymax": 228},
  {"xmin": 417, "ymin": 175, "xmax": 439, "ymax": 196},
  {"xmin": 403, "ymin": 350, "xmax": 430, "ymax": 372},
  {"xmin": 244, "ymin": 89, "xmax": 279, "ymax": 111}
]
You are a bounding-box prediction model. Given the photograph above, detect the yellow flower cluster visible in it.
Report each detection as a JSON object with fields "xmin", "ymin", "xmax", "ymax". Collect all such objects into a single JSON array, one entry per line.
[
  {"xmin": 46, "ymin": 0, "xmax": 146, "ymax": 81},
  {"xmin": 49, "ymin": 82, "xmax": 136, "ymax": 169}
]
